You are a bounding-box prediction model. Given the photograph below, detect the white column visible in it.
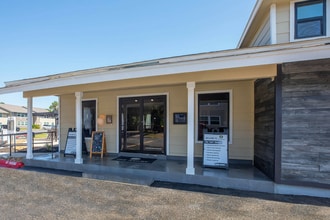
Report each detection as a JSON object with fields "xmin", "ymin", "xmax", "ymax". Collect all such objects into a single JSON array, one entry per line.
[
  {"xmin": 186, "ymin": 82, "xmax": 195, "ymax": 175},
  {"xmin": 75, "ymin": 92, "xmax": 83, "ymax": 164},
  {"xmin": 270, "ymin": 3, "xmax": 277, "ymax": 44},
  {"xmin": 26, "ymin": 97, "xmax": 33, "ymax": 159}
]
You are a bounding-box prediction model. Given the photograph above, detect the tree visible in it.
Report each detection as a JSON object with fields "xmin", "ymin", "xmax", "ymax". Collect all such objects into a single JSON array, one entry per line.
[{"xmin": 48, "ymin": 101, "xmax": 58, "ymax": 112}]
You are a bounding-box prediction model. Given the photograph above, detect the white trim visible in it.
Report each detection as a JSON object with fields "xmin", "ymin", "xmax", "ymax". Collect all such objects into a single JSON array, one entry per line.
[
  {"xmin": 57, "ymin": 96, "xmax": 61, "ymax": 153},
  {"xmin": 166, "ymin": 94, "xmax": 170, "ymax": 155},
  {"xmin": 270, "ymin": 3, "xmax": 277, "ymax": 44},
  {"xmin": 290, "ymin": 0, "xmax": 330, "ymax": 42},
  {"xmin": 74, "ymin": 92, "xmax": 83, "ymax": 164},
  {"xmin": 290, "ymin": 0, "xmax": 295, "ymax": 42},
  {"xmin": 116, "ymin": 98, "xmax": 120, "ymax": 154},
  {"xmin": 186, "ymin": 82, "xmax": 195, "ymax": 175},
  {"xmin": 116, "ymin": 92, "xmax": 169, "ymax": 155},
  {"xmin": 26, "ymin": 97, "xmax": 33, "ymax": 159},
  {"xmin": 327, "ymin": 0, "xmax": 330, "ymax": 36},
  {"xmin": 195, "ymin": 90, "xmax": 233, "ymax": 145}
]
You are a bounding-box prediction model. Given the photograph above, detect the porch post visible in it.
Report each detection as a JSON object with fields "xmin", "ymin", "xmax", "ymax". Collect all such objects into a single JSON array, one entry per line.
[
  {"xmin": 186, "ymin": 82, "xmax": 195, "ymax": 175},
  {"xmin": 26, "ymin": 97, "xmax": 33, "ymax": 159},
  {"xmin": 75, "ymin": 92, "xmax": 83, "ymax": 164}
]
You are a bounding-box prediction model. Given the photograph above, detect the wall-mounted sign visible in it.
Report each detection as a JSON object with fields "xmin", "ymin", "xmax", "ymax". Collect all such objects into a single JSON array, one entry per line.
[
  {"xmin": 203, "ymin": 133, "xmax": 228, "ymax": 169},
  {"xmin": 173, "ymin": 112, "xmax": 187, "ymax": 124}
]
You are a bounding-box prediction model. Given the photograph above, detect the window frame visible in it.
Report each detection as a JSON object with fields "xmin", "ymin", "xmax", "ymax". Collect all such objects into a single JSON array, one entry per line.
[
  {"xmin": 196, "ymin": 90, "xmax": 233, "ymax": 144},
  {"xmin": 290, "ymin": 0, "xmax": 329, "ymax": 41}
]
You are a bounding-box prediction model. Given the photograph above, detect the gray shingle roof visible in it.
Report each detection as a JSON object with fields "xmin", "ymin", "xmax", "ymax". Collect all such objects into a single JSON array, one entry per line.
[
  {"xmin": 0, "ymin": 103, "xmax": 48, "ymax": 113},
  {"xmin": 0, "ymin": 103, "xmax": 27, "ymax": 113}
]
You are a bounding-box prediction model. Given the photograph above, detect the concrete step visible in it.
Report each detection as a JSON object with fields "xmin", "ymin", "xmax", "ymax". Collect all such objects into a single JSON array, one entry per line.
[{"xmin": 82, "ymin": 172, "xmax": 154, "ymax": 186}]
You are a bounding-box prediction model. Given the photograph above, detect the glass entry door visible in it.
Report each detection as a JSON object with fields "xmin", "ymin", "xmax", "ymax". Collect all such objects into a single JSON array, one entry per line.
[{"xmin": 119, "ymin": 95, "xmax": 166, "ymax": 154}]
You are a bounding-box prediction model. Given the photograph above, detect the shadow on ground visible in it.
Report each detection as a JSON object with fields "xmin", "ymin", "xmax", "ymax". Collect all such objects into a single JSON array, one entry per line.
[{"xmin": 151, "ymin": 181, "xmax": 330, "ymax": 207}]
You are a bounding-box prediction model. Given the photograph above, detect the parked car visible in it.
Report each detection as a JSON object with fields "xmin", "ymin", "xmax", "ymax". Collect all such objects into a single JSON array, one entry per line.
[
  {"xmin": 42, "ymin": 125, "xmax": 55, "ymax": 130},
  {"xmin": 0, "ymin": 125, "xmax": 20, "ymax": 132}
]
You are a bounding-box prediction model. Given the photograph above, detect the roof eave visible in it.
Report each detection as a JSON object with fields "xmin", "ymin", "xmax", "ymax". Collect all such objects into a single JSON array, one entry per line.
[
  {"xmin": 1, "ymin": 38, "xmax": 330, "ymax": 96},
  {"xmin": 237, "ymin": 0, "xmax": 263, "ymax": 48}
]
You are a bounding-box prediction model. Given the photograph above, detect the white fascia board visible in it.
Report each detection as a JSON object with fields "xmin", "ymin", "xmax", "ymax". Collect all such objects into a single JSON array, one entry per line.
[{"xmin": 1, "ymin": 40, "xmax": 330, "ymax": 95}]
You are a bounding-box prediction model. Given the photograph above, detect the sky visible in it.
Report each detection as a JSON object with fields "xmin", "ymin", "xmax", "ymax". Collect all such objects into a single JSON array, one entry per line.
[{"xmin": 0, "ymin": 0, "xmax": 256, "ymax": 109}]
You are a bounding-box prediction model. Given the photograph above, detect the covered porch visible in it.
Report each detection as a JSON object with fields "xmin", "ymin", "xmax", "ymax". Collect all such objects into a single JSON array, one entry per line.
[
  {"xmin": 21, "ymin": 152, "xmax": 274, "ymax": 194},
  {"xmin": 21, "ymin": 63, "xmax": 278, "ymax": 176}
]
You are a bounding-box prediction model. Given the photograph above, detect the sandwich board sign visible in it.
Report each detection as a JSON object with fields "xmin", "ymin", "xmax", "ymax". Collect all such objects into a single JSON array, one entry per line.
[
  {"xmin": 64, "ymin": 128, "xmax": 87, "ymax": 156},
  {"xmin": 64, "ymin": 128, "xmax": 77, "ymax": 156},
  {"xmin": 203, "ymin": 132, "xmax": 228, "ymax": 169}
]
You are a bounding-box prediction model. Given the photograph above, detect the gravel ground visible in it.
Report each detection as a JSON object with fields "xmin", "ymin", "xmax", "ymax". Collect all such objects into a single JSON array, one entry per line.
[{"xmin": 0, "ymin": 167, "xmax": 329, "ymax": 220}]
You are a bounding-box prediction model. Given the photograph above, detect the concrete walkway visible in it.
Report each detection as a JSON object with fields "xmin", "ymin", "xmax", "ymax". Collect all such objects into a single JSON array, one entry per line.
[{"xmin": 21, "ymin": 152, "xmax": 275, "ymax": 194}]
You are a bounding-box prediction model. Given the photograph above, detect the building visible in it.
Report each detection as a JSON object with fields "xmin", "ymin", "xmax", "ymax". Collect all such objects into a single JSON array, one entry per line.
[
  {"xmin": 0, "ymin": 0, "xmax": 329, "ymax": 197},
  {"xmin": 0, "ymin": 108, "xmax": 9, "ymax": 127},
  {"xmin": 0, "ymin": 103, "xmax": 55, "ymax": 129}
]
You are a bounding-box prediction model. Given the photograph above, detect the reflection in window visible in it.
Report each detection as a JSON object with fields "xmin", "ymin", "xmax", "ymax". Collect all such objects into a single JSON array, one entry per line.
[
  {"xmin": 295, "ymin": 0, "xmax": 326, "ymax": 39},
  {"xmin": 82, "ymin": 100, "xmax": 96, "ymax": 138},
  {"xmin": 198, "ymin": 92, "xmax": 229, "ymax": 141}
]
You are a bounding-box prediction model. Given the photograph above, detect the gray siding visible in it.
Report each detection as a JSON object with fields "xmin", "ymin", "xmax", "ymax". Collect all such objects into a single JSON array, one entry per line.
[
  {"xmin": 252, "ymin": 17, "xmax": 271, "ymax": 47},
  {"xmin": 280, "ymin": 58, "xmax": 330, "ymax": 186},
  {"xmin": 254, "ymin": 78, "xmax": 275, "ymax": 180}
]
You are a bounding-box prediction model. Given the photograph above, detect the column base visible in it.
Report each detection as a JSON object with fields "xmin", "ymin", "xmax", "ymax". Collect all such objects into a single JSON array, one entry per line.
[
  {"xmin": 26, "ymin": 153, "xmax": 33, "ymax": 160},
  {"xmin": 75, "ymin": 158, "xmax": 83, "ymax": 164},
  {"xmin": 186, "ymin": 167, "xmax": 195, "ymax": 175}
]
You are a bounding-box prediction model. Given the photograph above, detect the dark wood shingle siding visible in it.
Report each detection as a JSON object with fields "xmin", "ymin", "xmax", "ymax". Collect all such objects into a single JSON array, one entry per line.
[
  {"xmin": 254, "ymin": 78, "xmax": 275, "ymax": 180},
  {"xmin": 280, "ymin": 59, "xmax": 330, "ymax": 186}
]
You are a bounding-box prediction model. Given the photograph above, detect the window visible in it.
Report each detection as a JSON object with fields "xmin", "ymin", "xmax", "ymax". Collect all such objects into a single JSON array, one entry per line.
[
  {"xmin": 16, "ymin": 113, "xmax": 27, "ymax": 117},
  {"xmin": 82, "ymin": 100, "xmax": 96, "ymax": 138},
  {"xmin": 295, "ymin": 0, "xmax": 326, "ymax": 39},
  {"xmin": 198, "ymin": 92, "xmax": 230, "ymax": 141}
]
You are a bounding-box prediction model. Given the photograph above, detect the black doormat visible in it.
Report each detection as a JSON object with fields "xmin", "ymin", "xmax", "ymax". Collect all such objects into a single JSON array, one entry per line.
[{"xmin": 113, "ymin": 156, "xmax": 156, "ymax": 164}]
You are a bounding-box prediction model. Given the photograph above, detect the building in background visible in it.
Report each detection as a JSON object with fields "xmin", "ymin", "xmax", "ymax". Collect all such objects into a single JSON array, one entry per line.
[{"xmin": 0, "ymin": 103, "xmax": 56, "ymax": 129}]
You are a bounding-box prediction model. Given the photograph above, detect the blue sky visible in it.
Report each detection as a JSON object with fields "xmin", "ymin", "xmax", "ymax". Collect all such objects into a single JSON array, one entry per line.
[{"xmin": 0, "ymin": 0, "xmax": 256, "ymax": 108}]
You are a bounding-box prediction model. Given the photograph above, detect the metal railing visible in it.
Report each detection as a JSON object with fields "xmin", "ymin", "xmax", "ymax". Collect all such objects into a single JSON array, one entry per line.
[{"xmin": 0, "ymin": 131, "xmax": 58, "ymax": 158}]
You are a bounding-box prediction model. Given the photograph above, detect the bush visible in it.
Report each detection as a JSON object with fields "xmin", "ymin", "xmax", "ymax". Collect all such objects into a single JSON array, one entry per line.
[{"xmin": 32, "ymin": 124, "xmax": 41, "ymax": 129}]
